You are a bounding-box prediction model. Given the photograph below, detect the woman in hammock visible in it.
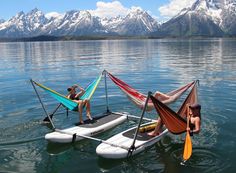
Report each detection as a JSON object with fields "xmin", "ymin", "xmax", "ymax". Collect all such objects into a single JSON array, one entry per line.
[
  {"xmin": 67, "ymin": 84, "xmax": 92, "ymax": 124},
  {"xmin": 154, "ymin": 91, "xmax": 182, "ymax": 104},
  {"xmin": 147, "ymin": 102, "xmax": 201, "ymax": 136}
]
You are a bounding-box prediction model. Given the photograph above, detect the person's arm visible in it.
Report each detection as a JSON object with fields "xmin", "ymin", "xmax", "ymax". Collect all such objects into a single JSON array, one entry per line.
[
  {"xmin": 75, "ymin": 84, "xmax": 85, "ymax": 98},
  {"xmin": 191, "ymin": 118, "xmax": 201, "ymax": 134},
  {"xmin": 77, "ymin": 85, "xmax": 85, "ymax": 92}
]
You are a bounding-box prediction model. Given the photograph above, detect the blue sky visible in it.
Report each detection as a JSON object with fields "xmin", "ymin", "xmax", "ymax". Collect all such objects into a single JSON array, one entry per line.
[{"xmin": 0, "ymin": 0, "xmax": 195, "ymax": 21}]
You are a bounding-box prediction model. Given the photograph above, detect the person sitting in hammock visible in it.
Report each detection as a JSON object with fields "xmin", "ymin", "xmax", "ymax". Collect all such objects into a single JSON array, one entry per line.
[
  {"xmin": 186, "ymin": 103, "xmax": 201, "ymax": 135},
  {"xmin": 147, "ymin": 103, "xmax": 201, "ymax": 136},
  {"xmin": 67, "ymin": 84, "xmax": 92, "ymax": 124}
]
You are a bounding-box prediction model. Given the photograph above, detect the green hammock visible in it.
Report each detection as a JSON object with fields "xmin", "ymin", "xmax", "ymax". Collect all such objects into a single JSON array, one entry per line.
[{"xmin": 33, "ymin": 75, "xmax": 102, "ymax": 111}]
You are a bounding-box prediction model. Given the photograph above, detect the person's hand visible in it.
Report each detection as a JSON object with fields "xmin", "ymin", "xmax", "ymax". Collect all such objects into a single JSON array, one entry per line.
[{"xmin": 186, "ymin": 127, "xmax": 190, "ymax": 132}]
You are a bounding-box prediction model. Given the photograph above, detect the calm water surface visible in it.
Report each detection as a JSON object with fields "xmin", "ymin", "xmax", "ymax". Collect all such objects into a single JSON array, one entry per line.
[{"xmin": 0, "ymin": 39, "xmax": 236, "ymax": 173}]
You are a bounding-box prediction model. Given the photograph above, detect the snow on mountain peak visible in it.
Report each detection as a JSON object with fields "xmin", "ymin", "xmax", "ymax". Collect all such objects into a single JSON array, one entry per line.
[
  {"xmin": 80, "ymin": 10, "xmax": 91, "ymax": 17},
  {"xmin": 100, "ymin": 15, "xmax": 123, "ymax": 29},
  {"xmin": 14, "ymin": 11, "xmax": 25, "ymax": 19},
  {"xmin": 128, "ymin": 7, "xmax": 145, "ymax": 18}
]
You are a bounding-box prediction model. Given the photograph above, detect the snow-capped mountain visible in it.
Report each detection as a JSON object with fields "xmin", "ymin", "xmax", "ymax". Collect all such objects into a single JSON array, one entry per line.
[
  {"xmin": 0, "ymin": 9, "xmax": 106, "ymax": 37},
  {"xmin": 0, "ymin": 8, "xmax": 48, "ymax": 38},
  {"xmin": 0, "ymin": 8, "xmax": 159, "ymax": 38},
  {"xmin": 44, "ymin": 10, "xmax": 106, "ymax": 36},
  {"xmin": 109, "ymin": 7, "xmax": 159, "ymax": 35},
  {"xmin": 100, "ymin": 8, "xmax": 159, "ymax": 35},
  {"xmin": 157, "ymin": 0, "xmax": 236, "ymax": 36}
]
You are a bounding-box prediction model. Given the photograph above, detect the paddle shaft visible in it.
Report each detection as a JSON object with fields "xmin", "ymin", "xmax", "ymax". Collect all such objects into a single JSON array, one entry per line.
[{"xmin": 186, "ymin": 106, "xmax": 190, "ymax": 132}]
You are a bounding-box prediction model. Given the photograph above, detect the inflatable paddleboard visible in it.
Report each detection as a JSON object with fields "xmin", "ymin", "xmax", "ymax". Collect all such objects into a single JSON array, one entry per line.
[
  {"xmin": 96, "ymin": 122, "xmax": 169, "ymax": 159},
  {"xmin": 45, "ymin": 112, "xmax": 128, "ymax": 143}
]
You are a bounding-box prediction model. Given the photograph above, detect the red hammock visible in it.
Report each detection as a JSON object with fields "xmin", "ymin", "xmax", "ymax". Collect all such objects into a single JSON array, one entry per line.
[
  {"xmin": 107, "ymin": 72, "xmax": 194, "ymax": 111},
  {"xmin": 150, "ymin": 81, "xmax": 199, "ymax": 134}
]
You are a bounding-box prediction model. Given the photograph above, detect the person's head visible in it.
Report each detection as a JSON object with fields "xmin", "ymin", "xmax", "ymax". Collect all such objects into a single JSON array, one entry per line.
[
  {"xmin": 189, "ymin": 103, "xmax": 201, "ymax": 118},
  {"xmin": 67, "ymin": 85, "xmax": 77, "ymax": 93}
]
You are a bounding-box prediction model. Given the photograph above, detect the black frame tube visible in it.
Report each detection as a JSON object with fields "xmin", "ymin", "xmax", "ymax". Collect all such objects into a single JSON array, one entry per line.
[
  {"xmin": 127, "ymin": 91, "xmax": 151, "ymax": 157},
  {"xmin": 103, "ymin": 70, "xmax": 110, "ymax": 113},
  {"xmin": 30, "ymin": 79, "xmax": 56, "ymax": 129},
  {"xmin": 43, "ymin": 103, "xmax": 62, "ymax": 122}
]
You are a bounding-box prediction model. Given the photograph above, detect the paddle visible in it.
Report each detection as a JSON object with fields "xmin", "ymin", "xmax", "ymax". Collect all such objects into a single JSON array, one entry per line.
[{"xmin": 183, "ymin": 106, "xmax": 192, "ymax": 161}]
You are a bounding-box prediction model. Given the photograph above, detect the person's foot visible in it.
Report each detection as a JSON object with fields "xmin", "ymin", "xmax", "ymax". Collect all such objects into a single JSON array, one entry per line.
[
  {"xmin": 86, "ymin": 114, "xmax": 93, "ymax": 120},
  {"xmin": 79, "ymin": 120, "xmax": 84, "ymax": 124}
]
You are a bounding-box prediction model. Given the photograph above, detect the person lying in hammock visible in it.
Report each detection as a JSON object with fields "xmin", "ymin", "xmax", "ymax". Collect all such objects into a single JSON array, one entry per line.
[
  {"xmin": 153, "ymin": 91, "xmax": 181, "ymax": 104},
  {"xmin": 67, "ymin": 84, "xmax": 93, "ymax": 124},
  {"xmin": 147, "ymin": 103, "xmax": 201, "ymax": 136}
]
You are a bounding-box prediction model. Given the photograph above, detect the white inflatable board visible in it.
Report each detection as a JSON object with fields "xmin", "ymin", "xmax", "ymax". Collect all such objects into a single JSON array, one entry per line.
[
  {"xmin": 96, "ymin": 122, "xmax": 169, "ymax": 159},
  {"xmin": 45, "ymin": 112, "xmax": 128, "ymax": 143}
]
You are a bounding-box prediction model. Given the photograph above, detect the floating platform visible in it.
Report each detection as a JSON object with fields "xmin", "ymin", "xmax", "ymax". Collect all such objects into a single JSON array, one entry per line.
[
  {"xmin": 96, "ymin": 122, "xmax": 169, "ymax": 159},
  {"xmin": 45, "ymin": 112, "xmax": 128, "ymax": 143}
]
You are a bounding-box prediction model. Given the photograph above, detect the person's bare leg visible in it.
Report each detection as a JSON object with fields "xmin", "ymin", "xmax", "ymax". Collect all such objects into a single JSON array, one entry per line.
[
  {"xmin": 78, "ymin": 101, "xmax": 84, "ymax": 124},
  {"xmin": 154, "ymin": 91, "xmax": 170, "ymax": 101},
  {"xmin": 147, "ymin": 118, "xmax": 163, "ymax": 136},
  {"xmin": 85, "ymin": 100, "xmax": 92, "ymax": 120}
]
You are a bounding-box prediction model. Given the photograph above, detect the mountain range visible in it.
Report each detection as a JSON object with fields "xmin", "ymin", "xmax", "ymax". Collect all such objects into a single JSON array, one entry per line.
[
  {"xmin": 0, "ymin": 0, "xmax": 235, "ymax": 38},
  {"xmin": 157, "ymin": 0, "xmax": 236, "ymax": 37}
]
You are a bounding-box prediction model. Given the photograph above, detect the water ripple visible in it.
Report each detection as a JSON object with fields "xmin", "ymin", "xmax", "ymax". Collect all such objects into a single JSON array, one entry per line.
[{"xmin": 173, "ymin": 148, "xmax": 230, "ymax": 173}]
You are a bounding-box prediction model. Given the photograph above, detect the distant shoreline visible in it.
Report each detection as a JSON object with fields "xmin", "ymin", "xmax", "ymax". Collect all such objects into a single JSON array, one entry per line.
[{"xmin": 0, "ymin": 35, "xmax": 236, "ymax": 42}]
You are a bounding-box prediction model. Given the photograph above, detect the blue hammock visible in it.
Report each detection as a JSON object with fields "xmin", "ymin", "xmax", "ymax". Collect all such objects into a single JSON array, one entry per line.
[{"xmin": 33, "ymin": 75, "xmax": 102, "ymax": 111}]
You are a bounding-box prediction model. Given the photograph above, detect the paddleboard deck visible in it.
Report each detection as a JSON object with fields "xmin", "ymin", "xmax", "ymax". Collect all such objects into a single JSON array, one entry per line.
[
  {"xmin": 96, "ymin": 122, "xmax": 169, "ymax": 159},
  {"xmin": 45, "ymin": 112, "xmax": 128, "ymax": 143}
]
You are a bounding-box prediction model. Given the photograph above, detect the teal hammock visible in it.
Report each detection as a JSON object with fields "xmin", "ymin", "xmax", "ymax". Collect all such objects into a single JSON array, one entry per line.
[{"xmin": 33, "ymin": 75, "xmax": 102, "ymax": 111}]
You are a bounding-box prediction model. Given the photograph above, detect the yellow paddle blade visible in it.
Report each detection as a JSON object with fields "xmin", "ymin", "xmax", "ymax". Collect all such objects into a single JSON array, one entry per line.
[{"xmin": 183, "ymin": 132, "xmax": 192, "ymax": 161}]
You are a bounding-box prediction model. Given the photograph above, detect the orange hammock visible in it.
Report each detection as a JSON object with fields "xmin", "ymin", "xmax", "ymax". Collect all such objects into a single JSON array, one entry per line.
[
  {"xmin": 107, "ymin": 71, "xmax": 195, "ymax": 111},
  {"xmin": 150, "ymin": 81, "xmax": 199, "ymax": 134}
]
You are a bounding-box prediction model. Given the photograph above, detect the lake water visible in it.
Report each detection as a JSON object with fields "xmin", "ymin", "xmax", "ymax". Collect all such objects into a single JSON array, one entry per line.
[{"xmin": 0, "ymin": 39, "xmax": 236, "ymax": 173}]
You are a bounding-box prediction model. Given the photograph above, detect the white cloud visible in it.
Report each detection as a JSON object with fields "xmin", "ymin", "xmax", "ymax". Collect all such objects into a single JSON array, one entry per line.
[
  {"xmin": 45, "ymin": 12, "xmax": 63, "ymax": 19},
  {"xmin": 159, "ymin": 0, "xmax": 195, "ymax": 18},
  {"xmin": 89, "ymin": 1, "xmax": 129, "ymax": 18}
]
